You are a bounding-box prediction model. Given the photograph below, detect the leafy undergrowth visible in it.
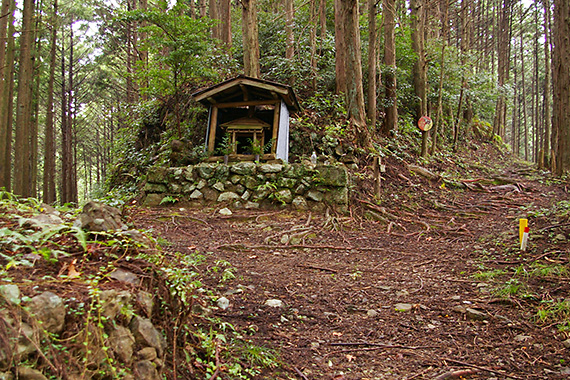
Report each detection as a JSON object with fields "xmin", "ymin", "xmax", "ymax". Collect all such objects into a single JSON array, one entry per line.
[
  {"xmin": 2, "ymin": 139, "xmax": 570, "ymax": 379},
  {"xmin": 0, "ymin": 191, "xmax": 280, "ymax": 379}
]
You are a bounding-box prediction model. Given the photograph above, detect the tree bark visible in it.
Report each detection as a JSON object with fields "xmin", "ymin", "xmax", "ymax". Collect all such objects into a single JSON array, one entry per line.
[
  {"xmin": 219, "ymin": 0, "xmax": 231, "ymax": 51},
  {"xmin": 0, "ymin": 0, "xmax": 10, "ymax": 85},
  {"xmin": 552, "ymin": 0, "xmax": 570, "ymax": 175},
  {"xmin": 542, "ymin": 0, "xmax": 553, "ymax": 169},
  {"xmin": 285, "ymin": 0, "xmax": 294, "ymax": 60},
  {"xmin": 209, "ymin": 0, "xmax": 220, "ymax": 40},
  {"xmin": 492, "ymin": 0, "xmax": 513, "ymax": 140},
  {"xmin": 520, "ymin": 14, "xmax": 529, "ymax": 161},
  {"xmin": 310, "ymin": 0, "xmax": 317, "ymax": 90},
  {"xmin": 242, "ymin": 0, "xmax": 260, "ymax": 78},
  {"xmin": 342, "ymin": 0, "xmax": 370, "ymax": 147},
  {"xmin": 334, "ymin": 0, "xmax": 346, "ymax": 94},
  {"xmin": 0, "ymin": 0, "xmax": 15, "ymax": 191},
  {"xmin": 13, "ymin": 0, "xmax": 35, "ymax": 197},
  {"xmin": 410, "ymin": 0, "xmax": 428, "ymax": 156},
  {"xmin": 43, "ymin": 0, "xmax": 58, "ymax": 204},
  {"xmin": 367, "ymin": 0, "xmax": 377, "ymax": 127},
  {"xmin": 381, "ymin": 0, "xmax": 397, "ymax": 135}
]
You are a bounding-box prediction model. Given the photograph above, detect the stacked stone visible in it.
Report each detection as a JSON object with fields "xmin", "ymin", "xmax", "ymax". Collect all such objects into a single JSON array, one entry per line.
[{"xmin": 143, "ymin": 162, "xmax": 350, "ymax": 210}]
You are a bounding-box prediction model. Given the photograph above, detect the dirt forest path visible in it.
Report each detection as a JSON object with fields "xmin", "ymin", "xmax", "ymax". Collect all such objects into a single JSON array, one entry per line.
[{"xmin": 133, "ymin": 166, "xmax": 570, "ymax": 380}]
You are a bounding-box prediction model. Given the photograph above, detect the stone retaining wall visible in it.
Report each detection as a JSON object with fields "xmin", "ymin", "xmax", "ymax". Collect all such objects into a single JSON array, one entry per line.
[{"xmin": 143, "ymin": 162, "xmax": 350, "ymax": 210}]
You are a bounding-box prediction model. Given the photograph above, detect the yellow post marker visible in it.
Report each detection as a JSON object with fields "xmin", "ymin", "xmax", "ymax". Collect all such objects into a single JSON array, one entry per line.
[{"xmin": 519, "ymin": 218, "xmax": 528, "ymax": 244}]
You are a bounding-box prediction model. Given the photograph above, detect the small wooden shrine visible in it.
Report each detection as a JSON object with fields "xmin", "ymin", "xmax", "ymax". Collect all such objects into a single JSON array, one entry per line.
[{"xmin": 192, "ymin": 75, "xmax": 300, "ymax": 162}]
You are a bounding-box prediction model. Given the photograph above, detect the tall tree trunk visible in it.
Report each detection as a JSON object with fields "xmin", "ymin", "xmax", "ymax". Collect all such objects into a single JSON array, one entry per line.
[
  {"xmin": 242, "ymin": 0, "xmax": 260, "ymax": 78},
  {"xmin": 367, "ymin": 0, "xmax": 377, "ymax": 127},
  {"xmin": 219, "ymin": 0, "xmax": 231, "ymax": 51},
  {"xmin": 512, "ymin": 47, "xmax": 519, "ymax": 157},
  {"xmin": 492, "ymin": 0, "xmax": 512, "ymax": 139},
  {"xmin": 319, "ymin": 0, "xmax": 326, "ymax": 51},
  {"xmin": 43, "ymin": 0, "xmax": 58, "ymax": 204},
  {"xmin": 310, "ymin": 0, "xmax": 317, "ymax": 90},
  {"xmin": 543, "ymin": 0, "xmax": 553, "ymax": 169},
  {"xmin": 334, "ymin": 0, "xmax": 346, "ymax": 94},
  {"xmin": 13, "ymin": 0, "xmax": 35, "ymax": 197},
  {"xmin": 285, "ymin": 0, "xmax": 294, "ymax": 60},
  {"xmin": 342, "ymin": 0, "xmax": 370, "ymax": 147},
  {"xmin": 210, "ymin": 0, "xmax": 220, "ymax": 40},
  {"xmin": 138, "ymin": 0, "xmax": 149, "ymax": 99},
  {"xmin": 410, "ymin": 0, "xmax": 428, "ymax": 156},
  {"xmin": 0, "ymin": 0, "xmax": 10, "ymax": 84},
  {"xmin": 552, "ymin": 0, "xmax": 570, "ymax": 175},
  {"xmin": 381, "ymin": 0, "xmax": 398, "ymax": 135},
  {"xmin": 520, "ymin": 18, "xmax": 529, "ymax": 161},
  {"xmin": 0, "ymin": 0, "xmax": 15, "ymax": 191},
  {"xmin": 199, "ymin": 0, "xmax": 207, "ymax": 17},
  {"xmin": 431, "ymin": 0, "xmax": 448, "ymax": 153}
]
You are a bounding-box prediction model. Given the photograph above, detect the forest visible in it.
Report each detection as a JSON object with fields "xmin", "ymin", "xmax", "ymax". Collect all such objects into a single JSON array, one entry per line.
[
  {"xmin": 0, "ymin": 0, "xmax": 569, "ymax": 204},
  {"xmin": 3, "ymin": 1, "xmax": 570, "ymax": 379}
]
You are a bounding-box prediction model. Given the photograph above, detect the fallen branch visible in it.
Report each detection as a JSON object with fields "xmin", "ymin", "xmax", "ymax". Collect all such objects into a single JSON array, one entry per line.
[
  {"xmin": 216, "ymin": 243, "xmax": 419, "ymax": 256},
  {"xmin": 433, "ymin": 369, "xmax": 479, "ymax": 380},
  {"xmin": 539, "ymin": 222, "xmax": 570, "ymax": 232},
  {"xmin": 299, "ymin": 264, "xmax": 337, "ymax": 273},
  {"xmin": 323, "ymin": 343, "xmax": 436, "ymax": 359},
  {"xmin": 441, "ymin": 358, "xmax": 523, "ymax": 379},
  {"xmin": 294, "ymin": 367, "xmax": 309, "ymax": 380},
  {"xmin": 330, "ymin": 342, "xmax": 436, "ymax": 350}
]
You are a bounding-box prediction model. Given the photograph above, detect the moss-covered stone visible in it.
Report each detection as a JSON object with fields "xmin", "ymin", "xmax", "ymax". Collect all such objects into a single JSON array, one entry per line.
[
  {"xmin": 241, "ymin": 176, "xmax": 259, "ymax": 190},
  {"xmin": 183, "ymin": 166, "xmax": 194, "ymax": 181},
  {"xmin": 202, "ymin": 188, "xmax": 219, "ymax": 201},
  {"xmin": 258, "ymin": 163, "xmax": 283, "ymax": 173},
  {"xmin": 315, "ymin": 165, "xmax": 348, "ymax": 187},
  {"xmin": 144, "ymin": 183, "xmax": 167, "ymax": 193},
  {"xmin": 146, "ymin": 167, "xmax": 169, "ymax": 184},
  {"xmin": 195, "ymin": 163, "xmax": 217, "ymax": 179},
  {"xmin": 217, "ymin": 192, "xmax": 241, "ymax": 202},
  {"xmin": 277, "ymin": 177, "xmax": 297, "ymax": 188},
  {"xmin": 230, "ymin": 162, "xmax": 257, "ymax": 176},
  {"xmin": 306, "ymin": 190, "xmax": 324, "ymax": 202},
  {"xmin": 326, "ymin": 187, "xmax": 349, "ymax": 204},
  {"xmin": 275, "ymin": 189, "xmax": 293, "ymax": 204},
  {"xmin": 143, "ymin": 193, "xmax": 165, "ymax": 207},
  {"xmin": 214, "ymin": 165, "xmax": 230, "ymax": 181}
]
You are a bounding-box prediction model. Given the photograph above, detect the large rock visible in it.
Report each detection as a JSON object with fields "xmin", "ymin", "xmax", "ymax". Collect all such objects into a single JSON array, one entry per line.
[
  {"xmin": 15, "ymin": 322, "xmax": 36, "ymax": 357},
  {"xmin": 143, "ymin": 183, "xmax": 168, "ymax": 193},
  {"xmin": 129, "ymin": 316, "xmax": 166, "ymax": 357},
  {"xmin": 230, "ymin": 162, "xmax": 256, "ymax": 176},
  {"xmin": 0, "ymin": 372, "xmax": 14, "ymax": 380},
  {"xmin": 108, "ymin": 325, "xmax": 136, "ymax": 364},
  {"xmin": 259, "ymin": 163, "xmax": 283, "ymax": 173},
  {"xmin": 16, "ymin": 367, "xmax": 47, "ymax": 380},
  {"xmin": 189, "ymin": 189, "xmax": 203, "ymax": 200},
  {"xmin": 0, "ymin": 284, "xmax": 20, "ymax": 305},
  {"xmin": 202, "ymin": 188, "xmax": 219, "ymax": 202},
  {"xmin": 73, "ymin": 201, "xmax": 125, "ymax": 232},
  {"xmin": 143, "ymin": 194, "xmax": 164, "ymax": 207},
  {"xmin": 24, "ymin": 214, "xmax": 63, "ymax": 228},
  {"xmin": 306, "ymin": 190, "xmax": 324, "ymax": 202},
  {"xmin": 137, "ymin": 291, "xmax": 154, "ymax": 317},
  {"xmin": 28, "ymin": 292, "xmax": 65, "ymax": 334},
  {"xmin": 292, "ymin": 196, "xmax": 308, "ymax": 210},
  {"xmin": 99, "ymin": 290, "xmax": 133, "ymax": 320},
  {"xmin": 146, "ymin": 167, "xmax": 169, "ymax": 184},
  {"xmin": 195, "ymin": 163, "xmax": 217, "ymax": 179},
  {"xmin": 217, "ymin": 192, "xmax": 241, "ymax": 202},
  {"xmin": 315, "ymin": 165, "xmax": 348, "ymax": 187},
  {"xmin": 275, "ymin": 189, "xmax": 293, "ymax": 204},
  {"xmin": 327, "ymin": 187, "xmax": 349, "ymax": 205},
  {"xmin": 133, "ymin": 360, "xmax": 160, "ymax": 380}
]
